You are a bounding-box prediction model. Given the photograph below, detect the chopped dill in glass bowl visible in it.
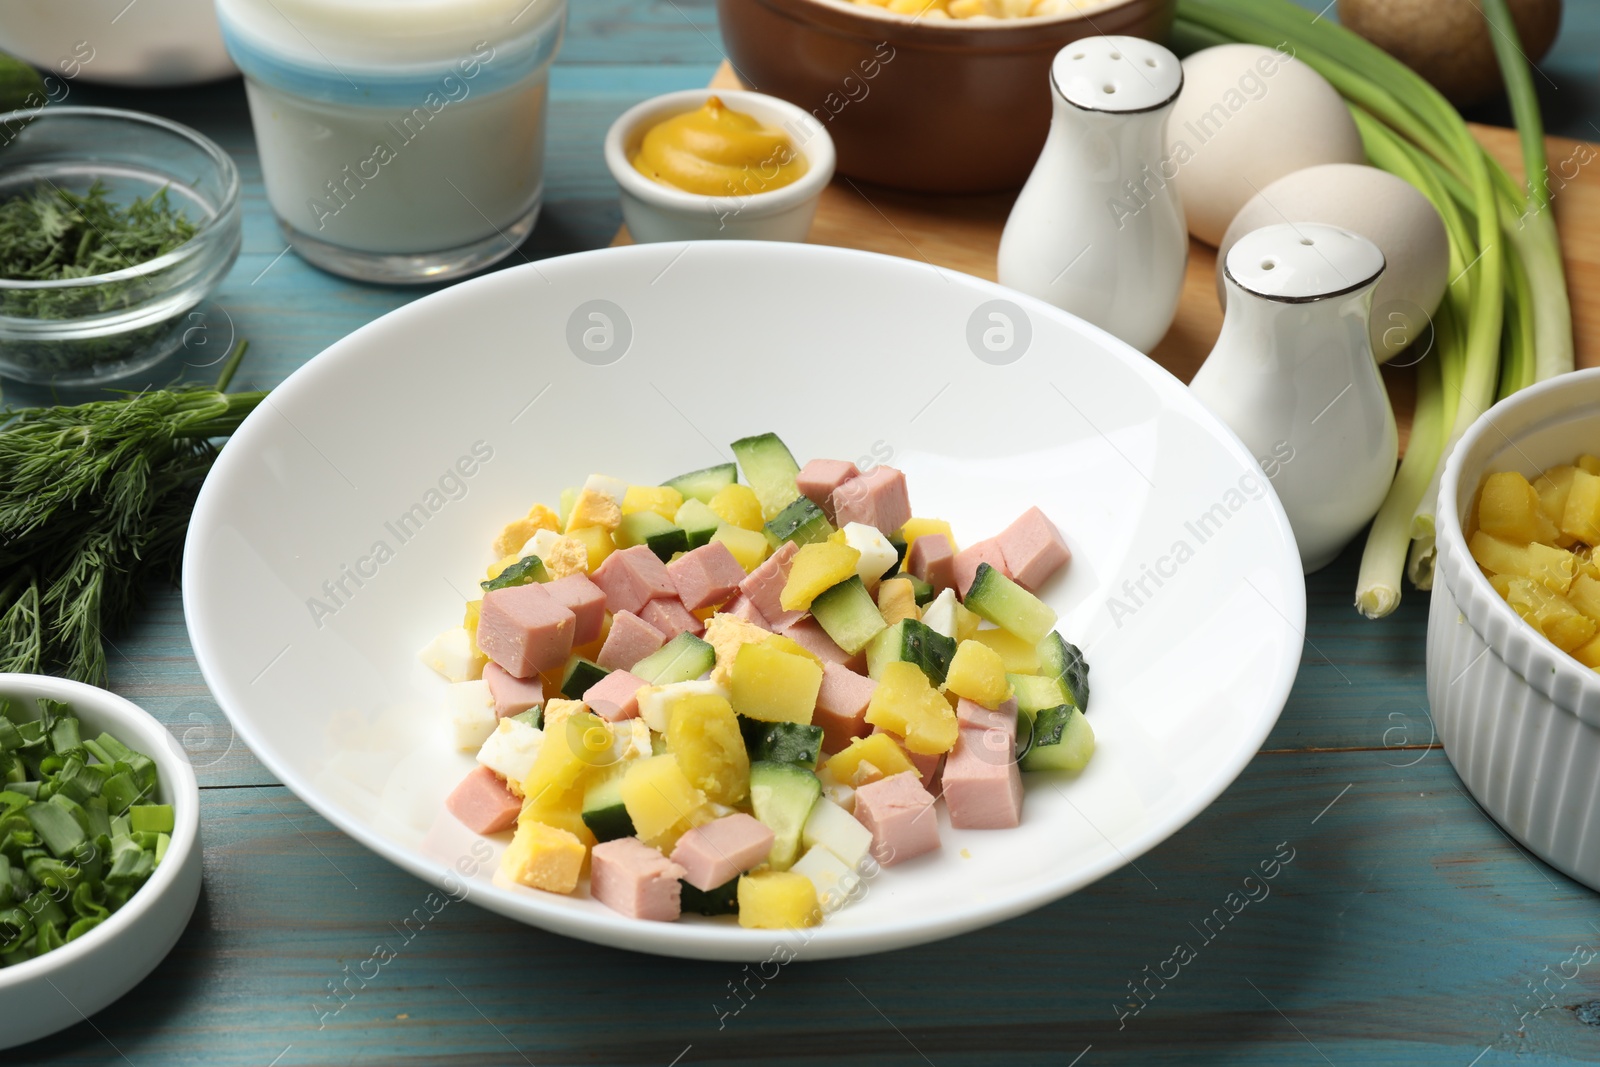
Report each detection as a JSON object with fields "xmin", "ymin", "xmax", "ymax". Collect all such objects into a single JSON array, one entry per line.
[{"xmin": 0, "ymin": 107, "xmax": 240, "ymax": 386}]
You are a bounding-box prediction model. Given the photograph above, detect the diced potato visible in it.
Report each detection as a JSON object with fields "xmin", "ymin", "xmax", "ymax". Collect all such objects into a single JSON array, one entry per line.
[
  {"xmin": 1563, "ymin": 470, "xmax": 1600, "ymax": 544},
  {"xmin": 566, "ymin": 488, "xmax": 622, "ymax": 532},
  {"xmin": 518, "ymin": 778, "xmax": 596, "ymax": 847},
  {"xmin": 900, "ymin": 517, "xmax": 957, "ymax": 556},
  {"xmin": 825, "ymin": 732, "xmax": 916, "ymax": 785},
  {"xmin": 705, "ymin": 613, "xmax": 773, "ymax": 685},
  {"xmin": 712, "ymin": 524, "xmax": 769, "ymax": 572},
  {"xmin": 944, "ymin": 640, "xmax": 1013, "ymax": 709},
  {"xmin": 667, "ymin": 693, "xmax": 750, "ymax": 805},
  {"xmin": 486, "ymin": 553, "xmax": 521, "ymax": 581},
  {"xmin": 621, "ymin": 754, "xmax": 707, "ymax": 842},
  {"xmin": 762, "ymin": 632, "xmax": 822, "ymax": 665},
  {"xmin": 623, "ymin": 485, "xmax": 683, "ymax": 521},
  {"xmin": 953, "ymin": 601, "xmax": 982, "ymax": 643},
  {"xmin": 781, "ymin": 543, "xmax": 862, "ymax": 611},
  {"xmin": 1535, "ymin": 466, "xmax": 1578, "ymax": 531},
  {"xmin": 1468, "ymin": 530, "xmax": 1578, "ymax": 594},
  {"xmin": 500, "ymin": 820, "xmax": 586, "ymax": 894},
  {"xmin": 1580, "ymin": 455, "xmax": 1600, "ymax": 476},
  {"xmin": 1503, "ymin": 578, "xmax": 1598, "ymax": 652},
  {"xmin": 709, "ymin": 484, "xmax": 764, "ymax": 532},
  {"xmin": 494, "ymin": 504, "xmax": 560, "ymax": 557},
  {"xmin": 876, "ymin": 578, "xmax": 919, "ymax": 625},
  {"xmin": 730, "ymin": 643, "xmax": 822, "ymax": 723},
  {"xmin": 521, "ymin": 711, "xmax": 612, "ymax": 806},
  {"xmin": 970, "ymin": 627, "xmax": 1040, "ymax": 673},
  {"xmin": 565, "ymin": 523, "xmax": 615, "ymax": 571},
  {"xmin": 1479, "ymin": 471, "xmax": 1559, "ymax": 544},
  {"xmin": 737, "ymin": 870, "xmax": 821, "ymax": 929},
  {"xmin": 1569, "ymin": 574, "xmax": 1600, "ymax": 621},
  {"xmin": 865, "ymin": 661, "xmax": 959, "ymax": 754},
  {"xmin": 462, "ymin": 599, "xmax": 482, "ymax": 635}
]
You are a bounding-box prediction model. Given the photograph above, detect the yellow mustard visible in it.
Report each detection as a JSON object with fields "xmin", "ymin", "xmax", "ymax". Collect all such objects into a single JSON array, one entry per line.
[{"xmin": 632, "ymin": 96, "xmax": 808, "ymax": 197}]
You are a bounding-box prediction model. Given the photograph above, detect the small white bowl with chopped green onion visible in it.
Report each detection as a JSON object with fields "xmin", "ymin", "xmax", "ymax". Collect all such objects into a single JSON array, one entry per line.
[{"xmin": 0, "ymin": 674, "xmax": 201, "ymax": 1052}]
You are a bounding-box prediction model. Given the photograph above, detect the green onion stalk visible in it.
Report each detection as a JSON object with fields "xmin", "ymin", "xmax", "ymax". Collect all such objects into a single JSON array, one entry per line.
[{"xmin": 1173, "ymin": 0, "xmax": 1572, "ymax": 618}]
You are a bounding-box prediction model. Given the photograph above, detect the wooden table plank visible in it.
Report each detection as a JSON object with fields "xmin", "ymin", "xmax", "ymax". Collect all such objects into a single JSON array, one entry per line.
[
  {"xmin": 10, "ymin": 6, "xmax": 1600, "ymax": 1064},
  {"xmin": 15, "ymin": 752, "xmax": 1600, "ymax": 1066}
]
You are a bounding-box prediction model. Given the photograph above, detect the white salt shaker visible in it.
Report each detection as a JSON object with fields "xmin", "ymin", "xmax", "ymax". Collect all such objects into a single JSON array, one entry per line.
[
  {"xmin": 997, "ymin": 36, "xmax": 1186, "ymax": 354},
  {"xmin": 1190, "ymin": 223, "xmax": 1397, "ymax": 573}
]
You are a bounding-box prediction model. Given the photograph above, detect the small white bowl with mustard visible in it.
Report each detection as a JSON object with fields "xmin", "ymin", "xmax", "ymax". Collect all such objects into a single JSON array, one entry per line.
[{"xmin": 605, "ymin": 89, "xmax": 836, "ymax": 244}]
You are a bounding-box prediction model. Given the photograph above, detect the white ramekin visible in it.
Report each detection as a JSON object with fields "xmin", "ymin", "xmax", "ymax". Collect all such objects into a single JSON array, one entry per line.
[
  {"xmin": 1429, "ymin": 367, "xmax": 1600, "ymax": 890},
  {"xmin": 604, "ymin": 88, "xmax": 836, "ymax": 244},
  {"xmin": 0, "ymin": 675, "xmax": 202, "ymax": 1051}
]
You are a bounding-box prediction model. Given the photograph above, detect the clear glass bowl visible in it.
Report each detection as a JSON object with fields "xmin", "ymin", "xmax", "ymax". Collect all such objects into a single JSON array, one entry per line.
[{"xmin": 0, "ymin": 107, "xmax": 241, "ymax": 385}]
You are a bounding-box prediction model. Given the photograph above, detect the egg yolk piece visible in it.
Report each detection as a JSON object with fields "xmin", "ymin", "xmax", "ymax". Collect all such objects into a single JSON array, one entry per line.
[{"xmin": 632, "ymin": 96, "xmax": 808, "ymax": 197}]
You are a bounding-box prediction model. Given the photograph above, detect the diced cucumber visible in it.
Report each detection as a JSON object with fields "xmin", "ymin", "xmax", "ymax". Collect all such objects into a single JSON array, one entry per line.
[
  {"xmin": 1037, "ymin": 632, "xmax": 1090, "ymax": 712},
  {"xmin": 559, "ymin": 487, "xmax": 578, "ymax": 529},
  {"xmin": 866, "ymin": 619, "xmax": 956, "ymax": 686},
  {"xmin": 964, "ymin": 563, "xmax": 1057, "ymax": 645},
  {"xmin": 1008, "ymin": 673, "xmax": 1071, "ymax": 718},
  {"xmin": 903, "ymin": 573, "xmax": 935, "ymax": 606},
  {"xmin": 739, "ymin": 717, "xmax": 825, "ymax": 770},
  {"xmin": 809, "ymin": 576, "xmax": 887, "ymax": 655},
  {"xmin": 1019, "ymin": 704, "xmax": 1094, "ymax": 772},
  {"xmin": 674, "ymin": 498, "xmax": 722, "ymax": 550},
  {"xmin": 632, "ymin": 632, "xmax": 716, "ymax": 685},
  {"xmin": 560, "ymin": 656, "xmax": 609, "ymax": 700},
  {"xmin": 510, "ymin": 708, "xmax": 543, "ymax": 729},
  {"xmin": 664, "ymin": 462, "xmax": 738, "ymax": 504},
  {"xmin": 581, "ymin": 773, "xmax": 634, "ymax": 842},
  {"xmin": 748, "ymin": 760, "xmax": 822, "ymax": 870},
  {"xmin": 883, "ymin": 536, "xmax": 907, "ymax": 579},
  {"xmin": 481, "ymin": 554, "xmax": 547, "ymax": 592},
  {"xmin": 679, "ymin": 875, "xmax": 740, "ymax": 915},
  {"xmin": 615, "ymin": 511, "xmax": 689, "ymax": 561},
  {"xmin": 763, "ymin": 496, "xmax": 834, "ymax": 549},
  {"xmin": 730, "ymin": 433, "xmax": 802, "ymax": 519}
]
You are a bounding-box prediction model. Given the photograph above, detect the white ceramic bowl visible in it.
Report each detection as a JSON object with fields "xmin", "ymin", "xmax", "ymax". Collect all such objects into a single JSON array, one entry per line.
[
  {"xmin": 0, "ymin": 675, "xmax": 201, "ymax": 1051},
  {"xmin": 604, "ymin": 89, "xmax": 835, "ymax": 244},
  {"xmin": 183, "ymin": 241, "xmax": 1304, "ymax": 960},
  {"xmin": 1429, "ymin": 367, "xmax": 1600, "ymax": 891},
  {"xmin": 0, "ymin": 0, "xmax": 235, "ymax": 87}
]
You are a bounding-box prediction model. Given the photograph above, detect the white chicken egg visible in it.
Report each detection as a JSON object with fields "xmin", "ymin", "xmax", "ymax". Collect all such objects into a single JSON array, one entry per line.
[
  {"xmin": 1166, "ymin": 44, "xmax": 1365, "ymax": 246},
  {"xmin": 1217, "ymin": 164, "xmax": 1450, "ymax": 362}
]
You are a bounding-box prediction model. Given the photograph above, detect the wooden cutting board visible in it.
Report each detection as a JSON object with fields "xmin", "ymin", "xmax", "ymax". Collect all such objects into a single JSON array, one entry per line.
[{"xmin": 617, "ymin": 63, "xmax": 1600, "ymax": 445}]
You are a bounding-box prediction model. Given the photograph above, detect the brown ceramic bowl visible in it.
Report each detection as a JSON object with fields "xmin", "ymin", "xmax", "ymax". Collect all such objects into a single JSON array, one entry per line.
[{"xmin": 717, "ymin": 0, "xmax": 1176, "ymax": 194}]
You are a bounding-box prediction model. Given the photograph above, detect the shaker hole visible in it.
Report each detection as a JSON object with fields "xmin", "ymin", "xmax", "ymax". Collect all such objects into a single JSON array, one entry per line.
[
  {"xmin": 1144, "ymin": 57, "xmax": 1158, "ymax": 67},
  {"xmin": 1108, "ymin": 51, "xmax": 1122, "ymax": 60},
  {"xmin": 1299, "ymin": 237, "xmax": 1314, "ymax": 246},
  {"xmin": 1072, "ymin": 52, "xmax": 1084, "ymax": 59},
  {"xmin": 1103, "ymin": 84, "xmax": 1116, "ymax": 93},
  {"xmin": 1261, "ymin": 259, "xmax": 1277, "ymax": 270}
]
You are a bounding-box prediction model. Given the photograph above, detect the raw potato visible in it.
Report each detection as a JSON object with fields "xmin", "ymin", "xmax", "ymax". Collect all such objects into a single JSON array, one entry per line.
[
  {"xmin": 1339, "ymin": 0, "xmax": 1562, "ymax": 109},
  {"xmin": 1215, "ymin": 165, "xmax": 1450, "ymax": 363}
]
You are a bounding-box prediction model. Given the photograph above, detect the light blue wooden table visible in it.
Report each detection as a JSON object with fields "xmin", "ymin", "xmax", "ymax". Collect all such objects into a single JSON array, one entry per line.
[{"xmin": 10, "ymin": 2, "xmax": 1600, "ymax": 1064}]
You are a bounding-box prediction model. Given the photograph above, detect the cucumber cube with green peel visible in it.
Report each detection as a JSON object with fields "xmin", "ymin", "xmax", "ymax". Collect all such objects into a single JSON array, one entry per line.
[{"xmin": 964, "ymin": 563, "xmax": 1057, "ymax": 645}]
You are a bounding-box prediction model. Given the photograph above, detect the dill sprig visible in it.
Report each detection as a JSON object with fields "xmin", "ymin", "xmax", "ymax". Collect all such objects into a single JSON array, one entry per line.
[
  {"xmin": 0, "ymin": 341, "xmax": 264, "ymax": 684},
  {"xmin": 0, "ymin": 180, "xmax": 197, "ymax": 285}
]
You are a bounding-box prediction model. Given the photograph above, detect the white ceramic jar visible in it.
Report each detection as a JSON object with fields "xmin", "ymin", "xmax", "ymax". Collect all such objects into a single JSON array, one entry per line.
[
  {"xmin": 215, "ymin": 0, "xmax": 565, "ymax": 283},
  {"xmin": 997, "ymin": 35, "xmax": 1187, "ymax": 354},
  {"xmin": 1189, "ymin": 223, "xmax": 1397, "ymax": 572}
]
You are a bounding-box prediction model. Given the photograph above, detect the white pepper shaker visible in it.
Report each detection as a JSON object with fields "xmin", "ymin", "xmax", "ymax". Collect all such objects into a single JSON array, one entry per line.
[
  {"xmin": 997, "ymin": 36, "xmax": 1186, "ymax": 354},
  {"xmin": 1189, "ymin": 222, "xmax": 1397, "ymax": 573}
]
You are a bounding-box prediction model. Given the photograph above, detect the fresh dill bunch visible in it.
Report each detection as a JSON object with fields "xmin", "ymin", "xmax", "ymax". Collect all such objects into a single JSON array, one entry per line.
[{"xmin": 0, "ymin": 341, "xmax": 264, "ymax": 684}]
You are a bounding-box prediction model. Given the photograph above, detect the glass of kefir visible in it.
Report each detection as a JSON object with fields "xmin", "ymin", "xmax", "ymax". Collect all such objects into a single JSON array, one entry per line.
[{"xmin": 216, "ymin": 0, "xmax": 565, "ymax": 283}]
